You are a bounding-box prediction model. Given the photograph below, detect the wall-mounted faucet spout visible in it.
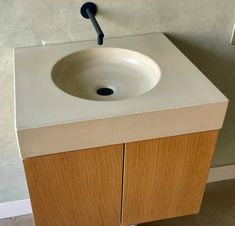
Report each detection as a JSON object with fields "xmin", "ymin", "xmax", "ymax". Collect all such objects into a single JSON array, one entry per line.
[{"xmin": 81, "ymin": 2, "xmax": 104, "ymax": 45}]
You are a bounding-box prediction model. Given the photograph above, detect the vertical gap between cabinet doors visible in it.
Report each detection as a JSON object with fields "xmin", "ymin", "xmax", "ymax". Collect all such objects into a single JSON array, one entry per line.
[{"xmin": 120, "ymin": 143, "xmax": 126, "ymax": 225}]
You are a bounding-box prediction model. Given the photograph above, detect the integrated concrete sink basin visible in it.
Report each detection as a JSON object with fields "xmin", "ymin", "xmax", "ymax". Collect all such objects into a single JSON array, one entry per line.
[
  {"xmin": 14, "ymin": 33, "xmax": 228, "ymax": 159},
  {"xmin": 52, "ymin": 48, "xmax": 161, "ymax": 101}
]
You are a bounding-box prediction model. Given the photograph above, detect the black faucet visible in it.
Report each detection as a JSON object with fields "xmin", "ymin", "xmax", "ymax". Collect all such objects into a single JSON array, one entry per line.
[{"xmin": 81, "ymin": 2, "xmax": 104, "ymax": 45}]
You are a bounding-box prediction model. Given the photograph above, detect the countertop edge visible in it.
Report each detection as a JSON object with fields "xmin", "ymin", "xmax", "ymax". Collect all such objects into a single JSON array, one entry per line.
[{"xmin": 17, "ymin": 101, "xmax": 228, "ymax": 159}]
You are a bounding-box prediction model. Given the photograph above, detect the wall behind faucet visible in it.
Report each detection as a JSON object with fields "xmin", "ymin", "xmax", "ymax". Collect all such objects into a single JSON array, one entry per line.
[{"xmin": 0, "ymin": 0, "xmax": 235, "ymax": 203}]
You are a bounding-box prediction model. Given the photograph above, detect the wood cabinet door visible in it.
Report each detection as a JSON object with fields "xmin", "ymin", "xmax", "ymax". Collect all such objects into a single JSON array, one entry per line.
[
  {"xmin": 122, "ymin": 130, "xmax": 218, "ymax": 225},
  {"xmin": 24, "ymin": 144, "xmax": 123, "ymax": 226}
]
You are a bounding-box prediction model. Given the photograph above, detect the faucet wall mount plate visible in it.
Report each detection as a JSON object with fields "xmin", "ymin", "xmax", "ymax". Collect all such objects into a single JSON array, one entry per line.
[{"xmin": 81, "ymin": 2, "xmax": 97, "ymax": 19}]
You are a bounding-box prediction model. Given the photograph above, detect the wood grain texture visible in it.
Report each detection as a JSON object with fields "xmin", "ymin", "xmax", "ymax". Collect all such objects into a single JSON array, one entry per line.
[
  {"xmin": 122, "ymin": 130, "xmax": 219, "ymax": 225},
  {"xmin": 24, "ymin": 144, "xmax": 123, "ymax": 226}
]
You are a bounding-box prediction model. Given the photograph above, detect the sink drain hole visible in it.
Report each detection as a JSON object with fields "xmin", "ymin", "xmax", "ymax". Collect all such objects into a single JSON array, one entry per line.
[{"xmin": 96, "ymin": 87, "xmax": 114, "ymax": 96}]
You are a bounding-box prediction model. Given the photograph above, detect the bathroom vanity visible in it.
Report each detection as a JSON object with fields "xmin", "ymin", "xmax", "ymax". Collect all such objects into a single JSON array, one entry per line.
[{"xmin": 15, "ymin": 33, "xmax": 228, "ymax": 226}]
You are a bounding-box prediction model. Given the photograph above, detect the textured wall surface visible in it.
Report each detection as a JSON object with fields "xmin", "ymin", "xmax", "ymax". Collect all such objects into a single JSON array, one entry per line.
[{"xmin": 0, "ymin": 0, "xmax": 235, "ymax": 202}]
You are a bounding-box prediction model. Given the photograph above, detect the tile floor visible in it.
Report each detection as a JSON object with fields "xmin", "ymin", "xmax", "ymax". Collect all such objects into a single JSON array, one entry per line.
[{"xmin": 0, "ymin": 179, "xmax": 234, "ymax": 226}]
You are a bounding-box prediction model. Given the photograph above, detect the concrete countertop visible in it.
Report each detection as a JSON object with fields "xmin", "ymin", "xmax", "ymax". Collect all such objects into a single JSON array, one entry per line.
[{"xmin": 14, "ymin": 33, "xmax": 228, "ymax": 159}]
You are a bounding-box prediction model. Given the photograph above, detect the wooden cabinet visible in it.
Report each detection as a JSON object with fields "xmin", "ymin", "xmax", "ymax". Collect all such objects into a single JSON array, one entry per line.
[
  {"xmin": 24, "ymin": 144, "xmax": 123, "ymax": 226},
  {"xmin": 121, "ymin": 130, "xmax": 218, "ymax": 225},
  {"xmin": 23, "ymin": 130, "xmax": 218, "ymax": 226}
]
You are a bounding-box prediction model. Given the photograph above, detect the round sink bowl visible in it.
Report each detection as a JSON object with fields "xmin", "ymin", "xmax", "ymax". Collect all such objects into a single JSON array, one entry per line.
[{"xmin": 51, "ymin": 48, "xmax": 161, "ymax": 101}]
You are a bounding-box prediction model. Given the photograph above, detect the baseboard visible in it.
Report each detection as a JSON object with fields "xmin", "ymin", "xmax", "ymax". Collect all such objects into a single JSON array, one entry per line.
[
  {"xmin": 0, "ymin": 165, "xmax": 235, "ymax": 220},
  {"xmin": 0, "ymin": 199, "xmax": 32, "ymax": 219},
  {"xmin": 207, "ymin": 164, "xmax": 235, "ymax": 183}
]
